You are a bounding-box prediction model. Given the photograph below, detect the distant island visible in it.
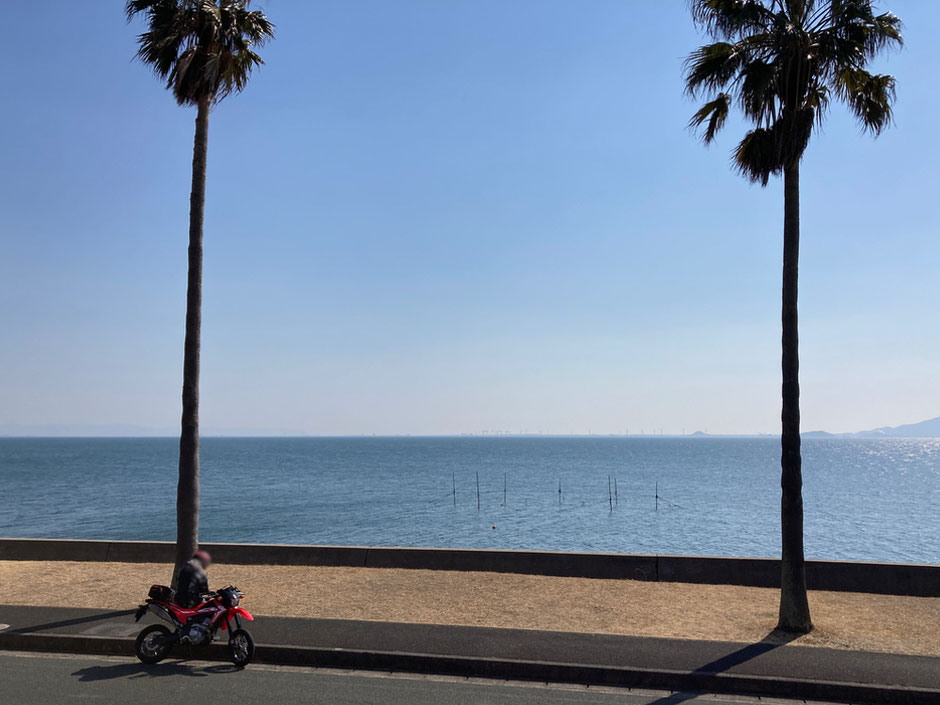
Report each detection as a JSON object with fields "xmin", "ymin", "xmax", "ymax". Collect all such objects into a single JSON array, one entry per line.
[{"xmin": 802, "ymin": 416, "xmax": 940, "ymax": 439}]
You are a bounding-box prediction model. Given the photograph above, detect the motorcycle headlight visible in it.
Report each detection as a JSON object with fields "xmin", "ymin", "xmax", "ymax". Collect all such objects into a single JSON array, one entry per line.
[{"xmin": 220, "ymin": 587, "xmax": 239, "ymax": 607}]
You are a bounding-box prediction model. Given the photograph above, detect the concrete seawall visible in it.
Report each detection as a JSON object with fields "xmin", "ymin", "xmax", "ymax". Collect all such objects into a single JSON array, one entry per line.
[{"xmin": 1, "ymin": 538, "xmax": 937, "ymax": 597}]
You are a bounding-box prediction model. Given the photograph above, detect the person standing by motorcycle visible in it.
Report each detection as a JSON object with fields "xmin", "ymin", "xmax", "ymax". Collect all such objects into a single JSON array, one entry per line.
[{"xmin": 176, "ymin": 550, "xmax": 212, "ymax": 607}]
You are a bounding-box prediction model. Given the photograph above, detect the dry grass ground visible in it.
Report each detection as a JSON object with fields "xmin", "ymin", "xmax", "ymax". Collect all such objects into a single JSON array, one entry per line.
[{"xmin": 1, "ymin": 560, "xmax": 937, "ymax": 657}]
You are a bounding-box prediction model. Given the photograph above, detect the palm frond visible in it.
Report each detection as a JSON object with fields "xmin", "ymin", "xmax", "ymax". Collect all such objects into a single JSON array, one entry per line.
[
  {"xmin": 804, "ymin": 83, "xmax": 830, "ymax": 125},
  {"xmin": 836, "ymin": 68, "xmax": 895, "ymax": 134},
  {"xmin": 689, "ymin": 0, "xmax": 775, "ymax": 40},
  {"xmin": 738, "ymin": 58, "xmax": 778, "ymax": 124},
  {"xmin": 732, "ymin": 106, "xmax": 815, "ymax": 184},
  {"xmin": 690, "ymin": 93, "xmax": 732, "ymax": 144},
  {"xmin": 684, "ymin": 42, "xmax": 747, "ymax": 97},
  {"xmin": 733, "ymin": 127, "xmax": 780, "ymax": 185},
  {"xmin": 866, "ymin": 12, "xmax": 903, "ymax": 54}
]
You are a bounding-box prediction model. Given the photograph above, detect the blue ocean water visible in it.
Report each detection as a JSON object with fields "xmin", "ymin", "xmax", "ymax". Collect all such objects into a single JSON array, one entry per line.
[{"xmin": 0, "ymin": 437, "xmax": 937, "ymax": 564}]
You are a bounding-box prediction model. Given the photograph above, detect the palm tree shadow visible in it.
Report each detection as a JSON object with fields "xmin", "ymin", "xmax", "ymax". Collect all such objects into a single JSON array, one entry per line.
[
  {"xmin": 645, "ymin": 629, "xmax": 801, "ymax": 704},
  {"xmin": 12, "ymin": 610, "xmax": 135, "ymax": 634},
  {"xmin": 644, "ymin": 695, "xmax": 704, "ymax": 705},
  {"xmin": 72, "ymin": 660, "xmax": 240, "ymax": 682}
]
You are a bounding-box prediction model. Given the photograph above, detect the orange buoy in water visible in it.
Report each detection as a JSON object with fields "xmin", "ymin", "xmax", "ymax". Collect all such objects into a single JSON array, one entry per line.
[{"xmin": 492, "ymin": 525, "xmax": 496, "ymax": 529}]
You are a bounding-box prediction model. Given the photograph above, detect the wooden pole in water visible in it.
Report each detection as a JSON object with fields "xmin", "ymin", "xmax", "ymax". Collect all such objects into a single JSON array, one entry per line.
[
  {"xmin": 608, "ymin": 475, "xmax": 613, "ymax": 511},
  {"xmin": 452, "ymin": 472, "xmax": 456, "ymax": 507},
  {"xmin": 558, "ymin": 478, "xmax": 562, "ymax": 503},
  {"xmin": 503, "ymin": 472, "xmax": 507, "ymax": 506},
  {"xmin": 476, "ymin": 471, "xmax": 481, "ymax": 511},
  {"xmin": 614, "ymin": 477, "xmax": 618, "ymax": 505},
  {"xmin": 655, "ymin": 481, "xmax": 659, "ymax": 511}
]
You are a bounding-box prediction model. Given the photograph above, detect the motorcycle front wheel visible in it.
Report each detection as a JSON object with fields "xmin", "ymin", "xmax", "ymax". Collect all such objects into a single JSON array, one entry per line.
[
  {"xmin": 135, "ymin": 624, "xmax": 172, "ymax": 664},
  {"xmin": 230, "ymin": 628, "xmax": 255, "ymax": 666}
]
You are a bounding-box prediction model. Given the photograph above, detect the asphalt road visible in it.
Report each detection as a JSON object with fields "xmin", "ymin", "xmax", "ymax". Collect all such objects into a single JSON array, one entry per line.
[
  {"xmin": 0, "ymin": 651, "xmax": 815, "ymax": 705},
  {"xmin": 5, "ymin": 604, "xmax": 938, "ymax": 691}
]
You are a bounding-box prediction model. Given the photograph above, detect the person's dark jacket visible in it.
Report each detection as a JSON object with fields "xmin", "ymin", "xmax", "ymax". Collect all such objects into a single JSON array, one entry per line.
[{"xmin": 176, "ymin": 558, "xmax": 209, "ymax": 608}]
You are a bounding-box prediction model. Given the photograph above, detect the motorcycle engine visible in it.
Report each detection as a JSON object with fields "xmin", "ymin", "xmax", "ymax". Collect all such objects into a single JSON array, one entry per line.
[{"xmin": 180, "ymin": 619, "xmax": 211, "ymax": 646}]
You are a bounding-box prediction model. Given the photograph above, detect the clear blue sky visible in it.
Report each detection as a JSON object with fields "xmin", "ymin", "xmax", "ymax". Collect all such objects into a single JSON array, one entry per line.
[{"xmin": 0, "ymin": 1, "xmax": 936, "ymax": 435}]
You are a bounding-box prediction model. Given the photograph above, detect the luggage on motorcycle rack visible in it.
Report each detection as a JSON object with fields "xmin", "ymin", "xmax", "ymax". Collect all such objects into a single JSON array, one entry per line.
[{"xmin": 148, "ymin": 584, "xmax": 175, "ymax": 602}]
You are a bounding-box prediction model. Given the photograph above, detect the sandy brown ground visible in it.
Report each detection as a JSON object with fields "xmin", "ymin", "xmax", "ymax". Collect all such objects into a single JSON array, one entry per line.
[{"xmin": 1, "ymin": 561, "xmax": 937, "ymax": 657}]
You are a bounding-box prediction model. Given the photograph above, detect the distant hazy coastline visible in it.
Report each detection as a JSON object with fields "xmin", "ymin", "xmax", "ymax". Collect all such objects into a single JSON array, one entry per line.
[{"xmin": 1, "ymin": 416, "xmax": 938, "ymax": 439}]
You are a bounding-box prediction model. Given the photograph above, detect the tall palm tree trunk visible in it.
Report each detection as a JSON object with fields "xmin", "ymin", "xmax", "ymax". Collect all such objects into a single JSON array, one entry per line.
[
  {"xmin": 777, "ymin": 162, "xmax": 812, "ymax": 633},
  {"xmin": 174, "ymin": 97, "xmax": 210, "ymax": 586}
]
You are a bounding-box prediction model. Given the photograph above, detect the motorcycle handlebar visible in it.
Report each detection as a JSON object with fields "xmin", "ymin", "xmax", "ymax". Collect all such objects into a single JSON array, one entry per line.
[{"xmin": 201, "ymin": 588, "xmax": 246, "ymax": 601}]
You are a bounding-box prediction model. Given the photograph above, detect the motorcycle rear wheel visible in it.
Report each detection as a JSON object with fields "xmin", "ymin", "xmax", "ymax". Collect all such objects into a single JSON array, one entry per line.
[
  {"xmin": 135, "ymin": 624, "xmax": 172, "ymax": 664},
  {"xmin": 230, "ymin": 628, "xmax": 255, "ymax": 666}
]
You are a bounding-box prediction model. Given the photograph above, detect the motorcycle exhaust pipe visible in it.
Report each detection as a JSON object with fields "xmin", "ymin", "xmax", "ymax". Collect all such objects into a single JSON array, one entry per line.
[{"xmin": 147, "ymin": 602, "xmax": 183, "ymax": 628}]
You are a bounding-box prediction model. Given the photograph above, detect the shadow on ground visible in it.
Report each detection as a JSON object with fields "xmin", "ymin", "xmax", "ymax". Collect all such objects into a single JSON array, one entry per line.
[
  {"xmin": 12, "ymin": 610, "xmax": 135, "ymax": 634},
  {"xmin": 646, "ymin": 629, "xmax": 800, "ymax": 705},
  {"xmin": 72, "ymin": 660, "xmax": 241, "ymax": 682}
]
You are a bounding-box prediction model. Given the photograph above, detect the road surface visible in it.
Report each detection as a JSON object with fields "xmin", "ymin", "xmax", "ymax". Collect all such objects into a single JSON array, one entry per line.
[{"xmin": 0, "ymin": 650, "xmax": 818, "ymax": 704}]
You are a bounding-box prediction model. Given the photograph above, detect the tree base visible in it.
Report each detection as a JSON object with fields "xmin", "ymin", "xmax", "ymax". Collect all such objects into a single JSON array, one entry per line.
[{"xmin": 775, "ymin": 616, "xmax": 814, "ymax": 635}]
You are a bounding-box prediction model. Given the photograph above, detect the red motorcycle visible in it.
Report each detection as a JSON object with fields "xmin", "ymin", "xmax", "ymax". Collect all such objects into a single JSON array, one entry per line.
[{"xmin": 134, "ymin": 584, "xmax": 255, "ymax": 666}]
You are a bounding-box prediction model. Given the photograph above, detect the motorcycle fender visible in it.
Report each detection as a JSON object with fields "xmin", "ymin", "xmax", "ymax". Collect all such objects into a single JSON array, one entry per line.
[
  {"xmin": 222, "ymin": 607, "xmax": 254, "ymax": 630},
  {"xmin": 234, "ymin": 607, "xmax": 254, "ymax": 621}
]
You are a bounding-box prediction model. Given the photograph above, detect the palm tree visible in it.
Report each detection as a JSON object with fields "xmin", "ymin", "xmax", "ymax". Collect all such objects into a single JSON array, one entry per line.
[
  {"xmin": 684, "ymin": 0, "xmax": 901, "ymax": 633},
  {"xmin": 126, "ymin": 0, "xmax": 274, "ymax": 583}
]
